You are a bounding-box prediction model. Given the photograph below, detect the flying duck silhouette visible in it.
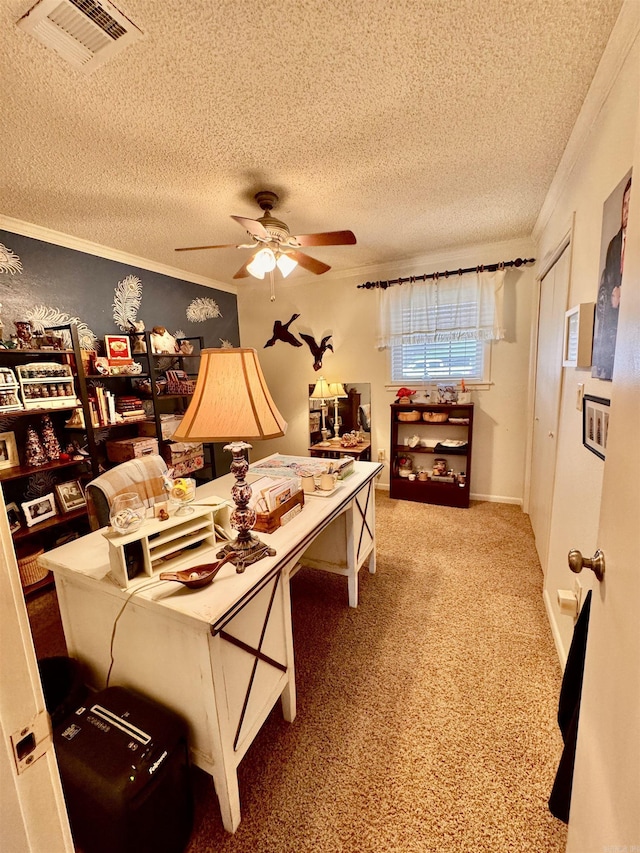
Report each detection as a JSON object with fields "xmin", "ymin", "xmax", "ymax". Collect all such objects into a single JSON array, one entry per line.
[
  {"xmin": 264, "ymin": 313, "xmax": 302, "ymax": 348},
  {"xmin": 299, "ymin": 333, "xmax": 333, "ymax": 371}
]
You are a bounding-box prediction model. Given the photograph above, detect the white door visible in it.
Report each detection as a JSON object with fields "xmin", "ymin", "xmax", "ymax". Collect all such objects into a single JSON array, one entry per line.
[
  {"xmin": 566, "ymin": 112, "xmax": 640, "ymax": 849},
  {"xmin": 0, "ymin": 488, "xmax": 74, "ymax": 852},
  {"xmin": 529, "ymin": 245, "xmax": 571, "ymax": 573}
]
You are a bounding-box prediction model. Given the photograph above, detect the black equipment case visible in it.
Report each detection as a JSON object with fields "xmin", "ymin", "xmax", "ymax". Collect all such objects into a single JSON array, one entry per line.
[{"xmin": 54, "ymin": 686, "xmax": 193, "ymax": 853}]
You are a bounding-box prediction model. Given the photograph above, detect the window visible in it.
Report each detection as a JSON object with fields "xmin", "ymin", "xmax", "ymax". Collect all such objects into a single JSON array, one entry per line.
[
  {"xmin": 376, "ymin": 269, "xmax": 505, "ymax": 383},
  {"xmin": 391, "ymin": 338, "xmax": 485, "ymax": 382}
]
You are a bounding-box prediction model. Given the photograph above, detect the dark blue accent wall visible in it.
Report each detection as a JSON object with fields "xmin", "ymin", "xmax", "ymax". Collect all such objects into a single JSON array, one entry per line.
[{"xmin": 0, "ymin": 230, "xmax": 239, "ymax": 348}]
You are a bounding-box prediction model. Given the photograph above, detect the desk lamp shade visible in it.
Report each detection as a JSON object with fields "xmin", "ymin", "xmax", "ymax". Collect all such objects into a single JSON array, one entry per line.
[
  {"xmin": 172, "ymin": 348, "xmax": 287, "ymax": 572},
  {"xmin": 172, "ymin": 347, "xmax": 287, "ymax": 443}
]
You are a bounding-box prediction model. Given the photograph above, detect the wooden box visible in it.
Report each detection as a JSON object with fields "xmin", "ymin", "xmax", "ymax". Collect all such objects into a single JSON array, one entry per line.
[
  {"xmin": 106, "ymin": 436, "xmax": 159, "ymax": 463},
  {"xmin": 163, "ymin": 441, "xmax": 204, "ymax": 476},
  {"xmin": 253, "ymin": 490, "xmax": 304, "ymax": 534},
  {"xmin": 138, "ymin": 414, "xmax": 184, "ymax": 440}
]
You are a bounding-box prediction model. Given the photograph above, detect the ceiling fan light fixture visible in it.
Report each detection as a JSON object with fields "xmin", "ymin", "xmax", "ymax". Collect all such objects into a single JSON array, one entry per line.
[
  {"xmin": 247, "ymin": 248, "xmax": 276, "ymax": 279},
  {"xmin": 276, "ymin": 253, "xmax": 297, "ymax": 278}
]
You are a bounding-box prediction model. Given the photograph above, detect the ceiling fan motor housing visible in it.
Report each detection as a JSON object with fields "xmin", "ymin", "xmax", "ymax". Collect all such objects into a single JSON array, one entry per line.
[{"xmin": 254, "ymin": 192, "xmax": 290, "ymax": 244}]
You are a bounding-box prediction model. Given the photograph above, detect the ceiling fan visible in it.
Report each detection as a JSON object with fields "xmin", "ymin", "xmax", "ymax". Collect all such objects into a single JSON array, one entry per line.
[{"xmin": 175, "ymin": 191, "xmax": 356, "ymax": 281}]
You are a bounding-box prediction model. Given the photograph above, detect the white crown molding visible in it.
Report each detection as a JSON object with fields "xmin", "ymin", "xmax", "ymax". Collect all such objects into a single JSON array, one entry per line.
[
  {"xmin": 0, "ymin": 215, "xmax": 238, "ymax": 295},
  {"xmin": 321, "ymin": 236, "xmax": 537, "ymax": 286},
  {"xmin": 532, "ymin": 0, "xmax": 640, "ymax": 243}
]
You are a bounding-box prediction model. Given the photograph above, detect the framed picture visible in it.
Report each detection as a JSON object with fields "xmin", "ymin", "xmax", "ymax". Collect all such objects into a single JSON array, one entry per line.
[
  {"xmin": 583, "ymin": 394, "xmax": 610, "ymax": 460},
  {"xmin": 22, "ymin": 492, "xmax": 58, "ymax": 527},
  {"xmin": 563, "ymin": 303, "xmax": 594, "ymax": 368},
  {"xmin": 6, "ymin": 501, "xmax": 22, "ymax": 534},
  {"xmin": 0, "ymin": 431, "xmax": 19, "ymax": 470},
  {"xmin": 55, "ymin": 479, "xmax": 87, "ymax": 513},
  {"xmin": 592, "ymin": 170, "xmax": 632, "ymax": 380},
  {"xmin": 104, "ymin": 334, "xmax": 133, "ymax": 364}
]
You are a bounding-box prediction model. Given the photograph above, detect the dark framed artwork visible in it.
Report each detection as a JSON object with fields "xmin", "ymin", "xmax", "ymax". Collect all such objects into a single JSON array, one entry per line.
[
  {"xmin": 55, "ymin": 479, "xmax": 86, "ymax": 513},
  {"xmin": 582, "ymin": 394, "xmax": 610, "ymax": 460},
  {"xmin": 592, "ymin": 170, "xmax": 632, "ymax": 380}
]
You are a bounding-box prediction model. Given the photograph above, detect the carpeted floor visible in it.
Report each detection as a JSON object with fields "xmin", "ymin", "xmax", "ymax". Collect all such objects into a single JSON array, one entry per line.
[{"xmin": 27, "ymin": 493, "xmax": 568, "ymax": 852}]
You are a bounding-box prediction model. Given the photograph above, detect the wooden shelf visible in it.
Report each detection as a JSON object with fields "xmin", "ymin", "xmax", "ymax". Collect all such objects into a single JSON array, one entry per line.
[
  {"xmin": 23, "ymin": 571, "xmax": 55, "ymax": 598},
  {"xmin": 0, "ymin": 456, "xmax": 90, "ymax": 483},
  {"xmin": 390, "ymin": 402, "xmax": 473, "ymax": 508},
  {"xmin": 13, "ymin": 506, "xmax": 89, "ymax": 542}
]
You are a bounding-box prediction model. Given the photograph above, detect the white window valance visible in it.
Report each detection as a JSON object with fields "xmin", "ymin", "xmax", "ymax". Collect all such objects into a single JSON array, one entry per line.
[{"xmin": 376, "ymin": 269, "xmax": 506, "ymax": 349}]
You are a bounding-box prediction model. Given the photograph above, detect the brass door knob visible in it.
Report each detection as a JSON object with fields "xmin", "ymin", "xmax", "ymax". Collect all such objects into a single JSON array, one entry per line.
[{"xmin": 568, "ymin": 549, "xmax": 605, "ymax": 582}]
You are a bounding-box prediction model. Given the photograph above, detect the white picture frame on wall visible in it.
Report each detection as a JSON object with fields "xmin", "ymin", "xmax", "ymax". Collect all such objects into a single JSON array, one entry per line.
[{"xmin": 563, "ymin": 303, "xmax": 595, "ymax": 368}]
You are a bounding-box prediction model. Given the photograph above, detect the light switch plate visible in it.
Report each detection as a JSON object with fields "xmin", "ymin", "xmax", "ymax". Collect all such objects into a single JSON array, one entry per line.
[{"xmin": 576, "ymin": 383, "xmax": 585, "ymax": 411}]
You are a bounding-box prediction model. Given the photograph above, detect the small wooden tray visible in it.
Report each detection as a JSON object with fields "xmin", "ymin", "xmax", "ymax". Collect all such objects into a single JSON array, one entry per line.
[{"xmin": 253, "ymin": 490, "xmax": 304, "ymax": 534}]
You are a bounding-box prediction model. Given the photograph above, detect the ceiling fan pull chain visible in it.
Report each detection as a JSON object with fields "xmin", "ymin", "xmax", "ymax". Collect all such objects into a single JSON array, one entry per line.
[{"xmin": 269, "ymin": 269, "xmax": 276, "ymax": 302}]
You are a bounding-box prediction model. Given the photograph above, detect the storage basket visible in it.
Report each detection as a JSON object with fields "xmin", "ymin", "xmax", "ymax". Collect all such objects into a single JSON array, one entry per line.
[
  {"xmin": 397, "ymin": 410, "xmax": 421, "ymax": 422},
  {"xmin": 423, "ymin": 412, "xmax": 449, "ymax": 423},
  {"xmin": 17, "ymin": 545, "xmax": 48, "ymax": 588}
]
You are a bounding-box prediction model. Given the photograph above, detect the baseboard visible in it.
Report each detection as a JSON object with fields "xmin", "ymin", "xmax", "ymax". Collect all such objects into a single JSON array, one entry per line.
[
  {"xmin": 375, "ymin": 483, "xmax": 522, "ymax": 507},
  {"xmin": 544, "ymin": 587, "xmax": 568, "ymax": 669}
]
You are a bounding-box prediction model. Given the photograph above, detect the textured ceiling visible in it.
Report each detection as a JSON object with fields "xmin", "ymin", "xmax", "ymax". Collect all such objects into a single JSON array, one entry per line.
[{"xmin": 0, "ymin": 0, "xmax": 624, "ymax": 287}]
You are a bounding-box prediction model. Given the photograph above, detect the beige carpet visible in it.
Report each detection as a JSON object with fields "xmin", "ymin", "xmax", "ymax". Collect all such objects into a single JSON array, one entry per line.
[{"xmin": 28, "ymin": 494, "xmax": 568, "ymax": 852}]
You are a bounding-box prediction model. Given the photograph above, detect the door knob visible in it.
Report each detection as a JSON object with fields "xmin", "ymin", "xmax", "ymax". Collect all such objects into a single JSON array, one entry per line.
[{"xmin": 568, "ymin": 549, "xmax": 605, "ymax": 582}]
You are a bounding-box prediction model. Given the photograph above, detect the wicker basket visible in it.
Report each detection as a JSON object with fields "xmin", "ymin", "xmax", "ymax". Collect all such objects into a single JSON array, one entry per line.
[
  {"xmin": 17, "ymin": 545, "xmax": 48, "ymax": 588},
  {"xmin": 397, "ymin": 410, "xmax": 421, "ymax": 422},
  {"xmin": 423, "ymin": 412, "xmax": 449, "ymax": 423}
]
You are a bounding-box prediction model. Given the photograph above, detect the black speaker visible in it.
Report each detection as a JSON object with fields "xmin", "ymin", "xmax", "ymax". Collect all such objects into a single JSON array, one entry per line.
[{"xmin": 54, "ymin": 686, "xmax": 193, "ymax": 853}]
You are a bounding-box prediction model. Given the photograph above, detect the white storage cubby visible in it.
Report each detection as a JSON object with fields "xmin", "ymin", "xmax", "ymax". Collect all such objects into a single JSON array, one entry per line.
[
  {"xmin": 103, "ymin": 504, "xmax": 230, "ymax": 589},
  {"xmin": 0, "ymin": 367, "xmax": 23, "ymax": 412},
  {"xmin": 17, "ymin": 362, "xmax": 77, "ymax": 409}
]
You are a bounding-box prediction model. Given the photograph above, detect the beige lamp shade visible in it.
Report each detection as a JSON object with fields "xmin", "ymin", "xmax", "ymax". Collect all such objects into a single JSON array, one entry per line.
[
  {"xmin": 309, "ymin": 377, "xmax": 332, "ymax": 401},
  {"xmin": 172, "ymin": 348, "xmax": 287, "ymax": 442},
  {"xmin": 328, "ymin": 382, "xmax": 347, "ymax": 399}
]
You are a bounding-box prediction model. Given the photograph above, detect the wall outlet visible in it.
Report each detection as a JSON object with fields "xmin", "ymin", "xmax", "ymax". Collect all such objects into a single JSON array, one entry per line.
[
  {"xmin": 377, "ymin": 449, "xmax": 385, "ymax": 462},
  {"xmin": 576, "ymin": 383, "xmax": 585, "ymax": 411}
]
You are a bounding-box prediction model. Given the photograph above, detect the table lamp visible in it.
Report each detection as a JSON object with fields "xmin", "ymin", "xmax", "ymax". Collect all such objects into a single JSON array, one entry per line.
[
  {"xmin": 172, "ymin": 347, "xmax": 287, "ymax": 572},
  {"xmin": 328, "ymin": 382, "xmax": 347, "ymax": 440},
  {"xmin": 309, "ymin": 376, "xmax": 331, "ymax": 441}
]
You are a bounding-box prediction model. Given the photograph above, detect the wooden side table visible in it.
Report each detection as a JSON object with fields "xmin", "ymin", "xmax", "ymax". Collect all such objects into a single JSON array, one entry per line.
[{"xmin": 308, "ymin": 440, "xmax": 371, "ymax": 461}]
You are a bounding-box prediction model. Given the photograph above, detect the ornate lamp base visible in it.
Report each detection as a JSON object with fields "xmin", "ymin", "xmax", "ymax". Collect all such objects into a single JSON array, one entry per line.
[{"xmin": 216, "ymin": 441, "xmax": 276, "ymax": 574}]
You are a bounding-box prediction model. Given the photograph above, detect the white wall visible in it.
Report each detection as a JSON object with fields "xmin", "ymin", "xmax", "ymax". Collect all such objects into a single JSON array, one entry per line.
[
  {"xmin": 238, "ymin": 236, "xmax": 535, "ymax": 505},
  {"xmin": 535, "ymin": 24, "xmax": 639, "ymax": 660}
]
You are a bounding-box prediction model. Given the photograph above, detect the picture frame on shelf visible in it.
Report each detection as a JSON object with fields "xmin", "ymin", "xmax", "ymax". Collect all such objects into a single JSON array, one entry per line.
[
  {"xmin": 0, "ymin": 431, "xmax": 19, "ymax": 470},
  {"xmin": 22, "ymin": 492, "xmax": 58, "ymax": 527},
  {"xmin": 582, "ymin": 394, "xmax": 610, "ymax": 460},
  {"xmin": 6, "ymin": 501, "xmax": 22, "ymax": 534},
  {"xmin": 104, "ymin": 334, "xmax": 133, "ymax": 364},
  {"xmin": 55, "ymin": 479, "xmax": 86, "ymax": 513}
]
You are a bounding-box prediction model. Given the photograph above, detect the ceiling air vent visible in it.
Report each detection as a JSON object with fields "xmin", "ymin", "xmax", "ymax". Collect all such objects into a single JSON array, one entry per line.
[{"xmin": 17, "ymin": 0, "xmax": 144, "ymax": 74}]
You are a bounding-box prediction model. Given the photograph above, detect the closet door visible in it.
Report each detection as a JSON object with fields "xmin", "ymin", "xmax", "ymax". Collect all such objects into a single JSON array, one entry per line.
[{"xmin": 529, "ymin": 245, "xmax": 570, "ymax": 574}]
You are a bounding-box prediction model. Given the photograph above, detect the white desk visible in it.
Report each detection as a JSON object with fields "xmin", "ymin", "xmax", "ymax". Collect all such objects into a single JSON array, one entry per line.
[{"xmin": 41, "ymin": 459, "xmax": 382, "ymax": 832}]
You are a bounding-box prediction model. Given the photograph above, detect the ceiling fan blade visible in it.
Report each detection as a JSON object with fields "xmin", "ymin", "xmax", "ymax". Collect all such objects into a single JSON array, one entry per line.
[
  {"xmin": 175, "ymin": 243, "xmax": 237, "ymax": 252},
  {"xmin": 290, "ymin": 230, "xmax": 356, "ymax": 247},
  {"xmin": 289, "ymin": 251, "xmax": 331, "ymax": 275},
  {"xmin": 233, "ymin": 259, "xmax": 253, "ymax": 279},
  {"xmin": 231, "ymin": 215, "xmax": 271, "ymax": 241}
]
